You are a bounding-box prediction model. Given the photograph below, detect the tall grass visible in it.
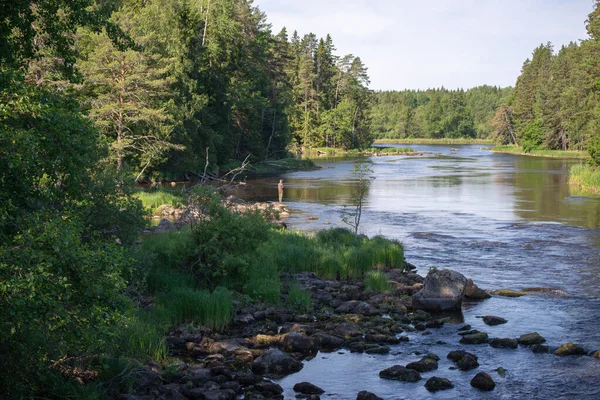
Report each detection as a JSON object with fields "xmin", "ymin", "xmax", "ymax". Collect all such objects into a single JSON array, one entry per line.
[
  {"xmin": 134, "ymin": 189, "xmax": 184, "ymax": 212},
  {"xmin": 155, "ymin": 287, "xmax": 233, "ymax": 330},
  {"xmin": 491, "ymin": 145, "xmax": 590, "ymax": 159},
  {"xmin": 286, "ymin": 284, "xmax": 312, "ymax": 313},
  {"xmin": 569, "ymin": 164, "xmax": 600, "ymax": 193},
  {"xmin": 119, "ymin": 312, "xmax": 168, "ymax": 362},
  {"xmin": 364, "ymin": 271, "xmax": 391, "ymax": 293}
]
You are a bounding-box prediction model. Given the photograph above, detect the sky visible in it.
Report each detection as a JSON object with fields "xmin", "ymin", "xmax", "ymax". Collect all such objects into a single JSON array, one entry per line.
[{"xmin": 252, "ymin": 0, "xmax": 595, "ymax": 91}]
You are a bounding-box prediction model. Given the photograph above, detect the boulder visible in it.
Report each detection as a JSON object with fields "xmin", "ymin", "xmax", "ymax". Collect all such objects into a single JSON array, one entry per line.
[
  {"xmin": 592, "ymin": 350, "xmax": 600, "ymax": 358},
  {"xmin": 465, "ymin": 279, "xmax": 491, "ymax": 300},
  {"xmin": 425, "ymin": 377, "xmax": 454, "ymax": 392},
  {"xmin": 282, "ymin": 332, "xmax": 319, "ymax": 355},
  {"xmin": 470, "ymin": 372, "xmax": 496, "ymax": 391},
  {"xmin": 489, "ymin": 338, "xmax": 518, "ymax": 349},
  {"xmin": 293, "ymin": 382, "xmax": 324, "ymax": 395},
  {"xmin": 336, "ymin": 301, "xmax": 380, "ymax": 316},
  {"xmin": 313, "ymin": 332, "xmax": 344, "ymax": 351},
  {"xmin": 406, "ymin": 355, "xmax": 438, "ymax": 372},
  {"xmin": 482, "ymin": 316, "xmax": 507, "ymax": 326},
  {"xmin": 447, "ymin": 350, "xmax": 468, "ymax": 362},
  {"xmin": 364, "ymin": 344, "xmax": 390, "ymax": 355},
  {"xmin": 411, "ymin": 269, "xmax": 467, "ymax": 311},
  {"xmin": 251, "ymin": 348, "xmax": 303, "ymax": 376},
  {"xmin": 254, "ymin": 380, "xmax": 284, "ymax": 396},
  {"xmin": 555, "ymin": 343, "xmax": 586, "ymax": 356},
  {"xmin": 457, "ymin": 354, "xmax": 479, "ymax": 371},
  {"xmin": 335, "ymin": 322, "xmax": 361, "ymax": 338},
  {"xmin": 531, "ymin": 344, "xmax": 550, "ymax": 353},
  {"xmin": 356, "ymin": 391, "xmax": 383, "ymax": 400},
  {"xmin": 459, "ymin": 332, "xmax": 489, "ymax": 344},
  {"xmin": 379, "ymin": 365, "xmax": 422, "ymax": 382},
  {"xmin": 517, "ymin": 332, "xmax": 546, "ymax": 346}
]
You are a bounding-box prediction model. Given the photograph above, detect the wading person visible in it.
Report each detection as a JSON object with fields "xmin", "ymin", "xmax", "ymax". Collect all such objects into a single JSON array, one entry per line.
[{"xmin": 278, "ymin": 179, "xmax": 285, "ymax": 203}]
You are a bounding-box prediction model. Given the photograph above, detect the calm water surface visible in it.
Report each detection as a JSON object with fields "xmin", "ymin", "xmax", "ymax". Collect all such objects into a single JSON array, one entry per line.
[{"xmin": 246, "ymin": 144, "xmax": 600, "ymax": 399}]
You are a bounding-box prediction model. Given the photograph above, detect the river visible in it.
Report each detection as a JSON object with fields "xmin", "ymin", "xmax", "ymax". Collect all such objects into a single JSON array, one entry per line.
[{"xmin": 246, "ymin": 144, "xmax": 600, "ymax": 399}]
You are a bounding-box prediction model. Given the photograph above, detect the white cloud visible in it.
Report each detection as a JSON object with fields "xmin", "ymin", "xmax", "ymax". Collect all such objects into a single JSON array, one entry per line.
[{"xmin": 254, "ymin": 0, "xmax": 594, "ymax": 90}]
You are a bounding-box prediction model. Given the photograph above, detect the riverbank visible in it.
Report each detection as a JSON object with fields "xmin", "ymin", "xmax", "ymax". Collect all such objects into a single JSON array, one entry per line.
[
  {"xmin": 373, "ymin": 138, "xmax": 494, "ymax": 145},
  {"xmin": 304, "ymin": 146, "xmax": 421, "ymax": 157},
  {"xmin": 569, "ymin": 164, "xmax": 600, "ymax": 193},
  {"xmin": 490, "ymin": 145, "xmax": 590, "ymax": 159}
]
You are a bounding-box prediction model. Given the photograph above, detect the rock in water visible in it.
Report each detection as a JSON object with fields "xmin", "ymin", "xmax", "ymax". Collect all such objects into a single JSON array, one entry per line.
[
  {"xmin": 465, "ymin": 279, "xmax": 491, "ymax": 299},
  {"xmin": 379, "ymin": 365, "xmax": 422, "ymax": 382},
  {"xmin": 470, "ymin": 372, "xmax": 496, "ymax": 391},
  {"xmin": 457, "ymin": 353, "xmax": 479, "ymax": 371},
  {"xmin": 555, "ymin": 343, "xmax": 586, "ymax": 356},
  {"xmin": 489, "ymin": 338, "xmax": 518, "ymax": 349},
  {"xmin": 482, "ymin": 315, "xmax": 507, "ymax": 326},
  {"xmin": 459, "ymin": 332, "xmax": 489, "ymax": 344},
  {"xmin": 282, "ymin": 332, "xmax": 319, "ymax": 355},
  {"xmin": 490, "ymin": 289, "xmax": 526, "ymax": 297},
  {"xmin": 293, "ymin": 382, "xmax": 325, "ymax": 395},
  {"xmin": 251, "ymin": 349, "xmax": 303, "ymax": 376},
  {"xmin": 517, "ymin": 332, "xmax": 546, "ymax": 346},
  {"xmin": 425, "ymin": 377, "xmax": 454, "ymax": 392},
  {"xmin": 411, "ymin": 269, "xmax": 468, "ymax": 311},
  {"xmin": 356, "ymin": 391, "xmax": 383, "ymax": 400}
]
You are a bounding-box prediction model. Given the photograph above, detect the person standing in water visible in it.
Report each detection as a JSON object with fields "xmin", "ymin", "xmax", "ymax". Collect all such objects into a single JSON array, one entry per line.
[{"xmin": 278, "ymin": 179, "xmax": 285, "ymax": 203}]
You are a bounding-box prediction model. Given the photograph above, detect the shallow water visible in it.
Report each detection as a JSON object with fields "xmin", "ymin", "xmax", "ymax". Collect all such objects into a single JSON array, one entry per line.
[{"xmin": 246, "ymin": 145, "xmax": 600, "ymax": 399}]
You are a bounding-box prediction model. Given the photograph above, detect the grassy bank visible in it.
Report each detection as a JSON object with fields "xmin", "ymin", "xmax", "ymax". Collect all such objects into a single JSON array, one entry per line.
[
  {"xmin": 490, "ymin": 145, "xmax": 590, "ymax": 159},
  {"xmin": 305, "ymin": 146, "xmax": 414, "ymax": 157},
  {"xmin": 569, "ymin": 164, "xmax": 600, "ymax": 193},
  {"xmin": 373, "ymin": 138, "xmax": 494, "ymax": 145}
]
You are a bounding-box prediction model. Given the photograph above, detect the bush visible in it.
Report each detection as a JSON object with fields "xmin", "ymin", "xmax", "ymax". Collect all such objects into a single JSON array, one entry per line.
[
  {"xmin": 588, "ymin": 135, "xmax": 600, "ymax": 166},
  {"xmin": 364, "ymin": 271, "xmax": 391, "ymax": 293}
]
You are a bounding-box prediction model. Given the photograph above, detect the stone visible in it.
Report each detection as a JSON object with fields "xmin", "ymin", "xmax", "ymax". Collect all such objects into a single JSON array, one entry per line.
[
  {"xmin": 447, "ymin": 350, "xmax": 467, "ymax": 362},
  {"xmin": 482, "ymin": 316, "xmax": 507, "ymax": 326},
  {"xmin": 531, "ymin": 344, "xmax": 550, "ymax": 353},
  {"xmin": 592, "ymin": 350, "xmax": 600, "ymax": 358},
  {"xmin": 313, "ymin": 332, "xmax": 344, "ymax": 351},
  {"xmin": 489, "ymin": 338, "xmax": 518, "ymax": 349},
  {"xmin": 379, "ymin": 365, "xmax": 422, "ymax": 382},
  {"xmin": 365, "ymin": 344, "xmax": 390, "ymax": 355},
  {"xmin": 293, "ymin": 382, "xmax": 325, "ymax": 395},
  {"xmin": 457, "ymin": 354, "xmax": 479, "ymax": 371},
  {"xmin": 458, "ymin": 324, "xmax": 472, "ymax": 331},
  {"xmin": 335, "ymin": 322, "xmax": 361, "ymax": 338},
  {"xmin": 518, "ymin": 332, "xmax": 546, "ymax": 346},
  {"xmin": 251, "ymin": 349, "xmax": 303, "ymax": 376},
  {"xmin": 495, "ymin": 367, "xmax": 507, "ymax": 378},
  {"xmin": 555, "ymin": 343, "xmax": 586, "ymax": 356},
  {"xmin": 465, "ymin": 279, "xmax": 491, "ymax": 300},
  {"xmin": 254, "ymin": 380, "xmax": 284, "ymax": 396},
  {"xmin": 406, "ymin": 356, "xmax": 438, "ymax": 372},
  {"xmin": 356, "ymin": 391, "xmax": 383, "ymax": 400},
  {"xmin": 411, "ymin": 269, "xmax": 468, "ymax": 311},
  {"xmin": 425, "ymin": 377, "xmax": 454, "ymax": 392},
  {"xmin": 490, "ymin": 289, "xmax": 526, "ymax": 297},
  {"xmin": 364, "ymin": 334, "xmax": 401, "ymax": 345},
  {"xmin": 470, "ymin": 372, "xmax": 496, "ymax": 391},
  {"xmin": 186, "ymin": 389, "xmax": 236, "ymax": 400},
  {"xmin": 336, "ymin": 301, "xmax": 380, "ymax": 316},
  {"xmin": 459, "ymin": 332, "xmax": 489, "ymax": 344},
  {"xmin": 282, "ymin": 332, "xmax": 319, "ymax": 355}
]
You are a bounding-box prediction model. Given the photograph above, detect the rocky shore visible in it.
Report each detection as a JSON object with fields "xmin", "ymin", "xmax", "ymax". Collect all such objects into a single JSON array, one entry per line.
[{"xmin": 117, "ymin": 266, "xmax": 600, "ymax": 400}]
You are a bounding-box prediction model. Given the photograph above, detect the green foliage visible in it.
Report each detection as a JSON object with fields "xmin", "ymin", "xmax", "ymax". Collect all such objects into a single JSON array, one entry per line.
[
  {"xmin": 364, "ymin": 271, "xmax": 391, "ymax": 293},
  {"xmin": 341, "ymin": 160, "xmax": 374, "ymax": 235},
  {"xmin": 134, "ymin": 189, "xmax": 184, "ymax": 213},
  {"xmin": 286, "ymin": 284, "xmax": 313, "ymax": 313},
  {"xmin": 588, "ymin": 134, "xmax": 600, "ymax": 166},
  {"xmin": 521, "ymin": 119, "xmax": 545, "ymax": 153},
  {"xmin": 569, "ymin": 164, "xmax": 600, "ymax": 192}
]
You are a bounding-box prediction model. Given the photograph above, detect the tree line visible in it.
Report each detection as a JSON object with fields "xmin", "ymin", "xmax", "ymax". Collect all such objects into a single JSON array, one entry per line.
[{"xmin": 371, "ymin": 86, "xmax": 513, "ymax": 139}]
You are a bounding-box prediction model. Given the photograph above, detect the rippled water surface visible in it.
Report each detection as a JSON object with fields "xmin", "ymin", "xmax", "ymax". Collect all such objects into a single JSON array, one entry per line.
[{"xmin": 246, "ymin": 145, "xmax": 600, "ymax": 399}]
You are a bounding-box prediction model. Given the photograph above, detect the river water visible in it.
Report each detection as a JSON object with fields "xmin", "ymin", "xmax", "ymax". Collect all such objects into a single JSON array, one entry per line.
[{"xmin": 246, "ymin": 144, "xmax": 600, "ymax": 399}]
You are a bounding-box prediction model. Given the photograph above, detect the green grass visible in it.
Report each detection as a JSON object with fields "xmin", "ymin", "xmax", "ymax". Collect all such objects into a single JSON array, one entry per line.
[
  {"xmin": 374, "ymin": 138, "xmax": 493, "ymax": 145},
  {"xmin": 134, "ymin": 189, "xmax": 184, "ymax": 213},
  {"xmin": 119, "ymin": 312, "xmax": 168, "ymax": 362},
  {"xmin": 569, "ymin": 164, "xmax": 600, "ymax": 193},
  {"xmin": 491, "ymin": 145, "xmax": 590, "ymax": 159},
  {"xmin": 364, "ymin": 271, "xmax": 391, "ymax": 293},
  {"xmin": 286, "ymin": 284, "xmax": 312, "ymax": 313}
]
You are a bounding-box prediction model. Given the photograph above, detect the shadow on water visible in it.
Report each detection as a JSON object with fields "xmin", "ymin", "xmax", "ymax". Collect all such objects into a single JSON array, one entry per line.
[{"xmin": 245, "ymin": 145, "xmax": 600, "ymax": 399}]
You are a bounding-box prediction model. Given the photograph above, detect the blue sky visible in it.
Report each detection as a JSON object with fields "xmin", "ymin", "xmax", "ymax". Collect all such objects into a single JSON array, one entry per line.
[{"xmin": 253, "ymin": 0, "xmax": 595, "ymax": 90}]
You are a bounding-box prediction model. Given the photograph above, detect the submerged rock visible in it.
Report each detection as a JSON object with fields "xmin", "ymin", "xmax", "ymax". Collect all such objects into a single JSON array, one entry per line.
[
  {"xmin": 425, "ymin": 377, "xmax": 454, "ymax": 392},
  {"xmin": 356, "ymin": 391, "xmax": 383, "ymax": 400},
  {"xmin": 518, "ymin": 332, "xmax": 546, "ymax": 346},
  {"xmin": 470, "ymin": 372, "xmax": 496, "ymax": 391},
  {"xmin": 459, "ymin": 332, "xmax": 489, "ymax": 344},
  {"xmin": 490, "ymin": 289, "xmax": 526, "ymax": 297},
  {"xmin": 379, "ymin": 365, "xmax": 422, "ymax": 382},
  {"xmin": 592, "ymin": 350, "xmax": 600, "ymax": 358},
  {"xmin": 293, "ymin": 382, "xmax": 325, "ymax": 395},
  {"xmin": 489, "ymin": 338, "xmax": 518, "ymax": 349},
  {"xmin": 411, "ymin": 269, "xmax": 468, "ymax": 311},
  {"xmin": 457, "ymin": 353, "xmax": 479, "ymax": 371},
  {"xmin": 531, "ymin": 344, "xmax": 550, "ymax": 353},
  {"xmin": 482, "ymin": 316, "xmax": 507, "ymax": 326},
  {"xmin": 555, "ymin": 343, "xmax": 586, "ymax": 356}
]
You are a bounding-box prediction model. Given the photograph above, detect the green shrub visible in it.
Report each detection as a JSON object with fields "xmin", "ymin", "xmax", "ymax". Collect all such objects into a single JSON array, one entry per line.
[
  {"xmin": 364, "ymin": 271, "xmax": 391, "ymax": 293},
  {"xmin": 286, "ymin": 284, "xmax": 312, "ymax": 313},
  {"xmin": 588, "ymin": 135, "xmax": 600, "ymax": 166},
  {"xmin": 569, "ymin": 163, "xmax": 600, "ymax": 192}
]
